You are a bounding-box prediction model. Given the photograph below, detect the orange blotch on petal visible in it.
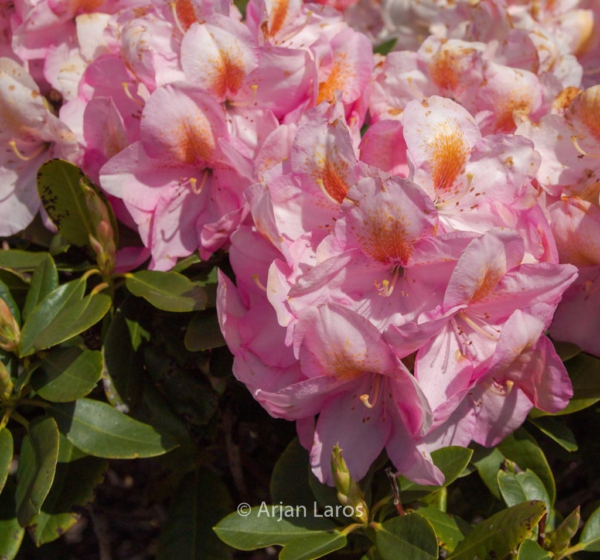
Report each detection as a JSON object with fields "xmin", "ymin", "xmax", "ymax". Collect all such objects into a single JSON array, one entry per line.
[
  {"xmin": 470, "ymin": 265, "xmax": 504, "ymax": 302},
  {"xmin": 170, "ymin": 117, "xmax": 215, "ymax": 165},
  {"xmin": 209, "ymin": 48, "xmax": 247, "ymax": 100},
  {"xmin": 355, "ymin": 206, "xmax": 413, "ymax": 265},
  {"xmin": 429, "ymin": 124, "xmax": 470, "ymax": 194},
  {"xmin": 317, "ymin": 53, "xmax": 353, "ymax": 104},
  {"xmin": 175, "ymin": 0, "xmax": 197, "ymax": 32},
  {"xmin": 268, "ymin": 0, "xmax": 290, "ymax": 38},
  {"xmin": 429, "ymin": 47, "xmax": 474, "ymax": 92}
]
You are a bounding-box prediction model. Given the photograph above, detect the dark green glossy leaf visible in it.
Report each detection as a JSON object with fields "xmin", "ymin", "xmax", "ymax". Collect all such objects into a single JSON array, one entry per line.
[
  {"xmin": 270, "ymin": 437, "xmax": 315, "ymax": 511},
  {"xmin": 213, "ymin": 506, "xmax": 336, "ymax": 551},
  {"xmin": 517, "ymin": 539, "xmax": 552, "ymax": 560},
  {"xmin": 157, "ymin": 468, "xmax": 232, "ymax": 560},
  {"xmin": 32, "ymin": 293, "xmax": 111, "ymax": 351},
  {"xmin": 0, "ymin": 280, "xmax": 20, "ymax": 325},
  {"xmin": 184, "ymin": 312, "xmax": 226, "ymax": 351},
  {"xmin": 528, "ymin": 417, "xmax": 578, "ymax": 452},
  {"xmin": 399, "ymin": 447, "xmax": 473, "ymax": 499},
  {"xmin": 447, "ymin": 501, "xmax": 546, "ymax": 560},
  {"xmin": 144, "ymin": 346, "xmax": 218, "ymax": 426},
  {"xmin": 32, "ymin": 347, "xmax": 103, "ymax": 402},
  {"xmin": 15, "ymin": 416, "xmax": 60, "ymax": 527},
  {"xmin": 0, "ymin": 429, "xmax": 13, "ymax": 496},
  {"xmin": 413, "ymin": 506, "xmax": 471, "ymax": 553},
  {"xmin": 579, "ymin": 503, "xmax": 600, "ymax": 551},
  {"xmin": 48, "ymin": 398, "xmax": 177, "ymax": 459},
  {"xmin": 22, "ymin": 254, "xmax": 58, "ymax": 322},
  {"xmin": 309, "ymin": 469, "xmax": 341, "ymax": 513},
  {"xmin": 280, "ymin": 532, "xmax": 347, "ymax": 560},
  {"xmin": 471, "ymin": 446, "xmax": 505, "ymax": 499},
  {"xmin": 375, "ymin": 513, "xmax": 438, "ymax": 560},
  {"xmin": 498, "ymin": 470, "xmax": 551, "ymax": 514},
  {"xmin": 0, "ymin": 250, "xmax": 49, "ymax": 272},
  {"xmin": 19, "ymin": 279, "xmax": 86, "ymax": 357},
  {"xmin": 0, "ymin": 271, "xmax": 28, "ymax": 311},
  {"xmin": 37, "ymin": 159, "xmax": 98, "ymax": 247},
  {"xmin": 498, "ymin": 428, "xmax": 556, "ymax": 505},
  {"xmin": 102, "ymin": 298, "xmax": 146, "ymax": 411},
  {"xmin": 28, "ymin": 436, "xmax": 107, "ymax": 546},
  {"xmin": 0, "ymin": 478, "xmax": 25, "ymax": 560},
  {"xmin": 125, "ymin": 270, "xmax": 207, "ymax": 312}
]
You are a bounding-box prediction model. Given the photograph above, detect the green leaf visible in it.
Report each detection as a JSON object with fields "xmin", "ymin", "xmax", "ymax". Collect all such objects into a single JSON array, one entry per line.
[
  {"xmin": 0, "ymin": 478, "xmax": 25, "ymax": 560},
  {"xmin": 528, "ymin": 417, "xmax": 578, "ymax": 452},
  {"xmin": 498, "ymin": 428, "xmax": 556, "ymax": 505},
  {"xmin": 126, "ymin": 270, "xmax": 207, "ymax": 312},
  {"xmin": 375, "ymin": 513, "xmax": 438, "ymax": 560},
  {"xmin": 399, "ymin": 446, "xmax": 473, "ymax": 500},
  {"xmin": 37, "ymin": 159, "xmax": 98, "ymax": 247},
  {"xmin": 517, "ymin": 539, "xmax": 552, "ymax": 560},
  {"xmin": 0, "ymin": 429, "xmax": 13, "ymax": 496},
  {"xmin": 32, "ymin": 293, "xmax": 111, "ymax": 352},
  {"xmin": 32, "ymin": 347, "xmax": 103, "ymax": 402},
  {"xmin": 579, "ymin": 503, "xmax": 600, "ymax": 551},
  {"xmin": 158, "ymin": 468, "xmax": 232, "ymax": 560},
  {"xmin": 270, "ymin": 437, "xmax": 315, "ymax": 511},
  {"xmin": 0, "ymin": 250, "xmax": 49, "ymax": 272},
  {"xmin": 102, "ymin": 298, "xmax": 146, "ymax": 411},
  {"xmin": 22, "ymin": 254, "xmax": 58, "ymax": 322},
  {"xmin": 28, "ymin": 435, "xmax": 107, "ymax": 546},
  {"xmin": 0, "ymin": 280, "xmax": 20, "ymax": 326},
  {"xmin": 413, "ymin": 506, "xmax": 471, "ymax": 553},
  {"xmin": 15, "ymin": 416, "xmax": 60, "ymax": 527},
  {"xmin": 0, "ymin": 271, "xmax": 27, "ymax": 312},
  {"xmin": 280, "ymin": 532, "xmax": 347, "ymax": 560},
  {"xmin": 498, "ymin": 470, "xmax": 551, "ymax": 514},
  {"xmin": 48, "ymin": 398, "xmax": 177, "ymax": 459},
  {"xmin": 171, "ymin": 253, "xmax": 202, "ymax": 273},
  {"xmin": 552, "ymin": 340, "xmax": 581, "ymax": 362},
  {"xmin": 308, "ymin": 469, "xmax": 341, "ymax": 513},
  {"xmin": 373, "ymin": 37, "xmax": 397, "ymax": 55},
  {"xmin": 19, "ymin": 279, "xmax": 86, "ymax": 357},
  {"xmin": 184, "ymin": 312, "xmax": 226, "ymax": 351},
  {"xmin": 471, "ymin": 446, "xmax": 505, "ymax": 499},
  {"xmin": 547, "ymin": 506, "xmax": 580, "ymax": 557},
  {"xmin": 213, "ymin": 506, "xmax": 336, "ymax": 551},
  {"xmin": 447, "ymin": 501, "xmax": 546, "ymax": 560},
  {"xmin": 144, "ymin": 346, "xmax": 218, "ymax": 426}
]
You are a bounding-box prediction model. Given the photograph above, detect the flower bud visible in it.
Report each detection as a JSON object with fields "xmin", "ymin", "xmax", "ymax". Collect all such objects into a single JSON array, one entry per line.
[
  {"xmin": 331, "ymin": 444, "xmax": 369, "ymax": 524},
  {"xmin": 84, "ymin": 185, "xmax": 116, "ymax": 276},
  {"xmin": 0, "ymin": 299, "xmax": 20, "ymax": 353}
]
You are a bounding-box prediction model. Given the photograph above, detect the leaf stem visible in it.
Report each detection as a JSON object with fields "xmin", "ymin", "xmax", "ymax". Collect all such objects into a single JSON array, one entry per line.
[
  {"xmin": 19, "ymin": 398, "xmax": 49, "ymax": 409},
  {"xmin": 339, "ymin": 523, "xmax": 364, "ymax": 537},
  {"xmin": 11, "ymin": 410, "xmax": 29, "ymax": 428}
]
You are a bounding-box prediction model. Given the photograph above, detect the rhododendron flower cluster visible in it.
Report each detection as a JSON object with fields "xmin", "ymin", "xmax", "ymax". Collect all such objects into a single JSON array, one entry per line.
[{"xmin": 2, "ymin": 0, "xmax": 600, "ymax": 486}]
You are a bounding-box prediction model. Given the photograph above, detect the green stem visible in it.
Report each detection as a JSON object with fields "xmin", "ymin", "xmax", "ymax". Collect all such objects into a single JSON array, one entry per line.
[
  {"xmin": 10, "ymin": 411, "xmax": 29, "ymax": 429},
  {"xmin": 370, "ymin": 496, "xmax": 391, "ymax": 518},
  {"xmin": 562, "ymin": 543, "xmax": 584, "ymax": 556},
  {"xmin": 339, "ymin": 523, "xmax": 364, "ymax": 537},
  {"xmin": 19, "ymin": 398, "xmax": 49, "ymax": 409}
]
